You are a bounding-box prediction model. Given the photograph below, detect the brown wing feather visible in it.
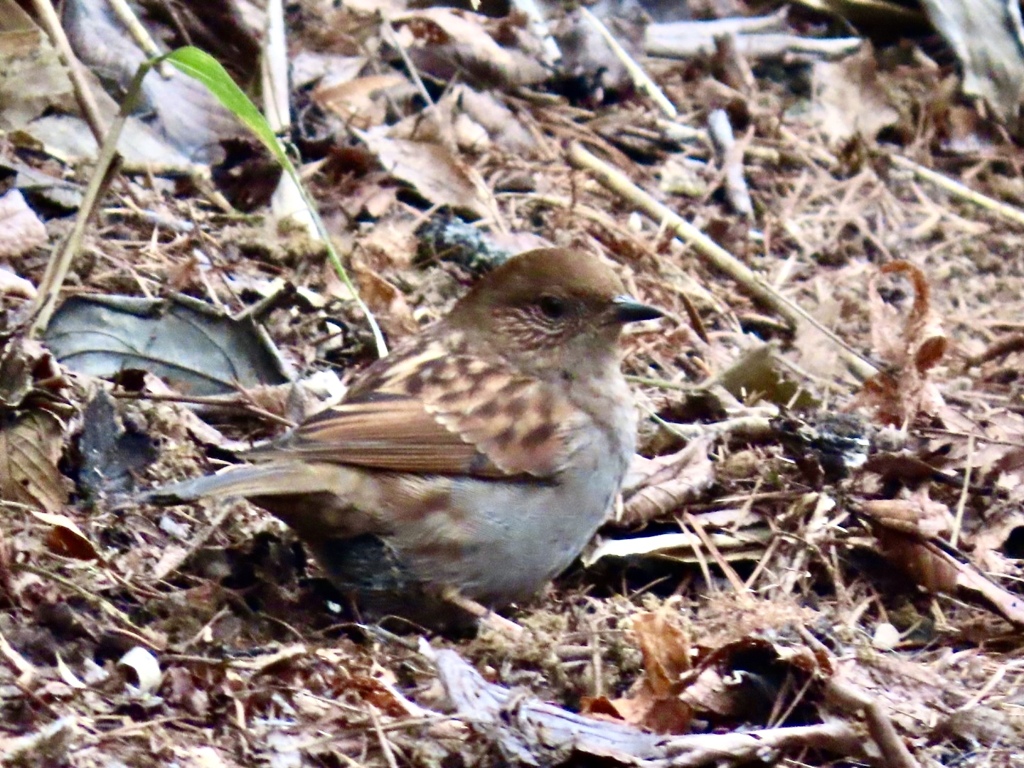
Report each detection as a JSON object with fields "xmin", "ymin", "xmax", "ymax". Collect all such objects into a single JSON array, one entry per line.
[
  {"xmin": 247, "ymin": 337, "xmax": 584, "ymax": 479},
  {"xmin": 253, "ymin": 396, "xmax": 502, "ymax": 476}
]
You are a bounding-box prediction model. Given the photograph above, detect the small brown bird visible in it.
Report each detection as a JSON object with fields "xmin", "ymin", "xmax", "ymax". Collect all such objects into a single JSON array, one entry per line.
[{"xmin": 147, "ymin": 248, "xmax": 661, "ymax": 626}]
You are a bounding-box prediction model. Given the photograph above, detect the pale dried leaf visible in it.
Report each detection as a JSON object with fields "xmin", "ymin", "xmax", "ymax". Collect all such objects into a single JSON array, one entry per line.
[
  {"xmin": 0, "ymin": 189, "xmax": 47, "ymax": 258},
  {"xmin": 0, "ymin": 410, "xmax": 68, "ymax": 512},
  {"xmin": 54, "ymin": 653, "xmax": 87, "ymax": 689},
  {"xmin": 359, "ymin": 130, "xmax": 499, "ymax": 220},
  {"xmin": 313, "ymin": 74, "xmax": 409, "ymax": 130},
  {"xmin": 0, "ymin": 266, "xmax": 37, "ymax": 299},
  {"xmin": 812, "ymin": 45, "xmax": 901, "ymax": 144},
  {"xmin": 393, "ymin": 8, "xmax": 546, "ymax": 88},
  {"xmin": 619, "ymin": 438, "xmax": 715, "ymax": 526}
]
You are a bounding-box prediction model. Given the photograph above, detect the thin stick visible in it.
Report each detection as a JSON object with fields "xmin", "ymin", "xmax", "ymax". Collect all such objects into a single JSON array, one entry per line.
[
  {"xmin": 369, "ymin": 707, "xmax": 400, "ymax": 768},
  {"xmin": 29, "ymin": 0, "xmax": 106, "ymax": 143},
  {"xmin": 683, "ymin": 512, "xmax": 752, "ymax": 602},
  {"xmin": 579, "ymin": 7, "xmax": 677, "ymax": 118},
  {"xmin": 106, "ymin": 0, "xmax": 170, "ymax": 76},
  {"xmin": 29, "ymin": 62, "xmax": 149, "ymax": 336},
  {"xmin": 891, "ymin": 154, "xmax": 1024, "ymax": 229},
  {"xmin": 381, "ymin": 18, "xmax": 436, "ymax": 111},
  {"xmin": 950, "ymin": 434, "xmax": 974, "ymax": 549},
  {"xmin": 151, "ymin": 503, "xmax": 235, "ymax": 582},
  {"xmin": 568, "ymin": 142, "xmax": 878, "ymax": 380}
]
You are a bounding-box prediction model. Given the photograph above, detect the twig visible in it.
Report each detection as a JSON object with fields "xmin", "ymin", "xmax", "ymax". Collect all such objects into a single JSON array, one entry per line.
[
  {"xmin": 683, "ymin": 512, "xmax": 752, "ymax": 602},
  {"xmin": 381, "ymin": 18, "xmax": 436, "ymax": 111},
  {"xmin": 106, "ymin": 0, "xmax": 170, "ymax": 76},
  {"xmin": 567, "ymin": 142, "xmax": 878, "ymax": 380},
  {"xmin": 708, "ymin": 109, "xmax": 754, "ymax": 218},
  {"xmin": 950, "ymin": 435, "xmax": 974, "ymax": 549},
  {"xmin": 824, "ymin": 679, "xmax": 919, "ymax": 768},
  {"xmin": 151, "ymin": 503, "xmax": 235, "ymax": 582},
  {"xmin": 891, "ymin": 154, "xmax": 1024, "ymax": 229},
  {"xmin": 29, "ymin": 0, "xmax": 106, "ymax": 143},
  {"xmin": 645, "ymin": 10, "xmax": 789, "ymax": 44},
  {"xmin": 579, "ymin": 7, "xmax": 677, "ymax": 118},
  {"xmin": 369, "ymin": 707, "xmax": 400, "ymax": 768},
  {"xmin": 647, "ymin": 32, "xmax": 862, "ymax": 61},
  {"xmin": 29, "ymin": 61, "xmax": 147, "ymax": 336},
  {"xmin": 262, "ymin": 0, "xmax": 316, "ymax": 236}
]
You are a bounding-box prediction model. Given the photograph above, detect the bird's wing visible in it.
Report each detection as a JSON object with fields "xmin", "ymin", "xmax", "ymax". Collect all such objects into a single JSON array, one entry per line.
[{"xmin": 247, "ymin": 342, "xmax": 587, "ymax": 479}]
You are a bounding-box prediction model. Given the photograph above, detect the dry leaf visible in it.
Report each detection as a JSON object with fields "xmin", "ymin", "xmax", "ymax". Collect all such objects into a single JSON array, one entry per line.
[
  {"xmin": 31, "ymin": 510, "xmax": 98, "ymax": 560},
  {"xmin": 589, "ymin": 610, "xmax": 695, "ymax": 734},
  {"xmin": 812, "ymin": 44, "xmax": 901, "ymax": 144},
  {"xmin": 352, "ymin": 263, "xmax": 418, "ymax": 337},
  {"xmin": 358, "ymin": 129, "xmax": 499, "ymax": 220},
  {"xmin": 631, "ymin": 611, "xmax": 692, "ymax": 694},
  {"xmin": 392, "ymin": 8, "xmax": 546, "ymax": 88},
  {"xmin": 0, "ymin": 409, "xmax": 68, "ymax": 513},
  {"xmin": 313, "ymin": 74, "xmax": 409, "ymax": 130},
  {"xmin": 0, "ymin": 189, "xmax": 47, "ymax": 259},
  {"xmin": 858, "ymin": 261, "xmax": 947, "ymax": 425},
  {"xmin": 860, "ymin": 488, "xmax": 953, "ymax": 538},
  {"xmin": 874, "ymin": 527, "xmax": 1024, "ymax": 626},
  {"xmin": 618, "ymin": 438, "xmax": 715, "ymax": 526}
]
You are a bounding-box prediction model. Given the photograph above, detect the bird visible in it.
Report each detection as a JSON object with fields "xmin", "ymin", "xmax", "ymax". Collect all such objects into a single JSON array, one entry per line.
[{"xmin": 144, "ymin": 247, "xmax": 662, "ymax": 628}]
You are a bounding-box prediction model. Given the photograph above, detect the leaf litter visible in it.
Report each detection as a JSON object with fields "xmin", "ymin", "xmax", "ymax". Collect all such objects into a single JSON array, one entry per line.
[{"xmin": 4, "ymin": 0, "xmax": 1024, "ymax": 766}]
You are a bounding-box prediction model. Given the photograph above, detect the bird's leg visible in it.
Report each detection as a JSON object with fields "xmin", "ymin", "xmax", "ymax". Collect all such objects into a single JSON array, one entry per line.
[{"xmin": 439, "ymin": 586, "xmax": 525, "ymax": 637}]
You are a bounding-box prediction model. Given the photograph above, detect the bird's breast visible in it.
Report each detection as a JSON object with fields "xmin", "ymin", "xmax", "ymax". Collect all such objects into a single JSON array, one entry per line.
[{"xmin": 386, "ymin": 404, "xmax": 634, "ymax": 605}]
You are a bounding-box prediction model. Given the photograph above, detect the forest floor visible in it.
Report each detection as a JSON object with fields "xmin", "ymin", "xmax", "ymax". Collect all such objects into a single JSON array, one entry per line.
[{"xmin": 3, "ymin": 1, "xmax": 1024, "ymax": 766}]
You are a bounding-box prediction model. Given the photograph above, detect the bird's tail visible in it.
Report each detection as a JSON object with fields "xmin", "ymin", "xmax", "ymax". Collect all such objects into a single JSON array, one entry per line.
[{"xmin": 142, "ymin": 462, "xmax": 343, "ymax": 505}]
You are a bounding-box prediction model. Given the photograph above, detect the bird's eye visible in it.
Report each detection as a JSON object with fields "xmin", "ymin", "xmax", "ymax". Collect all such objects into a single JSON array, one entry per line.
[{"xmin": 538, "ymin": 295, "xmax": 567, "ymax": 319}]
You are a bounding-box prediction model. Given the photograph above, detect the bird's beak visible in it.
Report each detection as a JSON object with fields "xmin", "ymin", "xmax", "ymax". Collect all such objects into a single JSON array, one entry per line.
[{"xmin": 612, "ymin": 295, "xmax": 663, "ymax": 323}]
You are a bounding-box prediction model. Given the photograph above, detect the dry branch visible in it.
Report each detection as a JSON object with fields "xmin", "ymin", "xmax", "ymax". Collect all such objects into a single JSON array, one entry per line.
[
  {"xmin": 567, "ymin": 141, "xmax": 878, "ymax": 380},
  {"xmin": 432, "ymin": 647, "xmax": 871, "ymax": 766}
]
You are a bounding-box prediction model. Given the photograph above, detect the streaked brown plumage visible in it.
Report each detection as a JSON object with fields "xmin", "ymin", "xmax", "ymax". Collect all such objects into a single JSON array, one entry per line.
[{"xmin": 145, "ymin": 248, "xmax": 662, "ymax": 626}]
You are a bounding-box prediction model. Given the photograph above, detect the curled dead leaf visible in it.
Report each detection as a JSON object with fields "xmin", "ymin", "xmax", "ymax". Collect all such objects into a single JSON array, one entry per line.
[
  {"xmin": 619, "ymin": 438, "xmax": 715, "ymax": 526},
  {"xmin": 874, "ymin": 528, "xmax": 1024, "ymax": 626},
  {"xmin": 586, "ymin": 610, "xmax": 695, "ymax": 734},
  {"xmin": 859, "ymin": 490, "xmax": 952, "ymax": 538},
  {"xmin": 118, "ymin": 646, "xmax": 162, "ymax": 695},
  {"xmin": 859, "ymin": 260, "xmax": 947, "ymax": 425},
  {"xmin": 31, "ymin": 511, "xmax": 99, "ymax": 561}
]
